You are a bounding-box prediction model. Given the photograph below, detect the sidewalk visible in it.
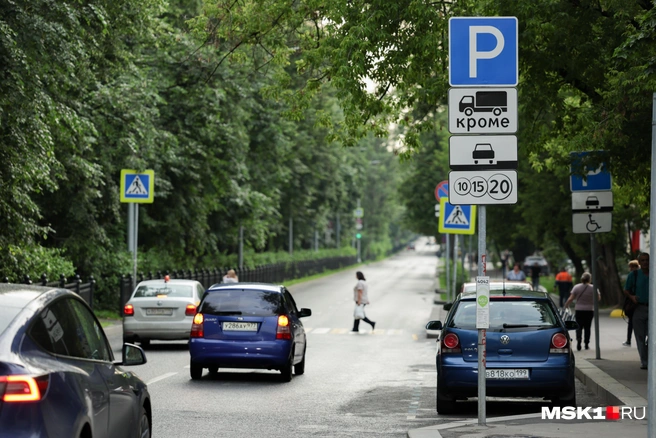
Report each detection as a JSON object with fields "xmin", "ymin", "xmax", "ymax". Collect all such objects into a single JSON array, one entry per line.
[{"xmin": 413, "ymin": 299, "xmax": 649, "ymax": 437}]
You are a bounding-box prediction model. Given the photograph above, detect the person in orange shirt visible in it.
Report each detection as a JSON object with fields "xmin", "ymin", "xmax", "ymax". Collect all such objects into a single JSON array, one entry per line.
[{"xmin": 554, "ymin": 267, "xmax": 573, "ymax": 308}]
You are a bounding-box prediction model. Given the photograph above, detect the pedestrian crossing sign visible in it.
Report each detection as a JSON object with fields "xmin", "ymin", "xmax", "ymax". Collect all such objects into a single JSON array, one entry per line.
[
  {"xmin": 120, "ymin": 169, "xmax": 155, "ymax": 203},
  {"xmin": 438, "ymin": 198, "xmax": 476, "ymax": 234}
]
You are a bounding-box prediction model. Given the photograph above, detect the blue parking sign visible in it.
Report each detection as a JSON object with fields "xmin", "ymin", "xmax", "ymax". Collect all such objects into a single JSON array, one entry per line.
[
  {"xmin": 570, "ymin": 152, "xmax": 612, "ymax": 192},
  {"xmin": 449, "ymin": 17, "xmax": 518, "ymax": 87}
]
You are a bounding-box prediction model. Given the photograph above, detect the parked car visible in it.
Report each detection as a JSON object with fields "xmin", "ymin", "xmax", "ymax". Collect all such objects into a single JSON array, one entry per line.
[
  {"xmin": 426, "ymin": 288, "xmax": 578, "ymax": 414},
  {"xmin": 523, "ymin": 255, "xmax": 550, "ymax": 276},
  {"xmin": 0, "ymin": 284, "xmax": 150, "ymax": 438},
  {"xmin": 188, "ymin": 283, "xmax": 311, "ymax": 382},
  {"xmin": 123, "ymin": 278, "xmax": 205, "ymax": 347}
]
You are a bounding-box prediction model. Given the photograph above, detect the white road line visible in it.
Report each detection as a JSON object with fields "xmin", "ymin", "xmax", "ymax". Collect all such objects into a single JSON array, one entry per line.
[
  {"xmin": 146, "ymin": 372, "xmax": 178, "ymax": 385},
  {"xmin": 310, "ymin": 328, "xmax": 331, "ymax": 334}
]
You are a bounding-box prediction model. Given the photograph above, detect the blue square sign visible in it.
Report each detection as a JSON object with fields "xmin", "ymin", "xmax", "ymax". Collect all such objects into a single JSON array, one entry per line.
[
  {"xmin": 570, "ymin": 152, "xmax": 612, "ymax": 192},
  {"xmin": 449, "ymin": 17, "xmax": 518, "ymax": 87}
]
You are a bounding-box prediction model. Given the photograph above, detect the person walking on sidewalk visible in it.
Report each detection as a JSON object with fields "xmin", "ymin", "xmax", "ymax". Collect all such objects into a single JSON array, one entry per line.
[
  {"xmin": 554, "ymin": 266, "xmax": 573, "ymax": 308},
  {"xmin": 351, "ymin": 271, "xmax": 376, "ymax": 333},
  {"xmin": 564, "ymin": 272, "xmax": 600, "ymax": 351},
  {"xmin": 624, "ymin": 252, "xmax": 650, "ymax": 369},
  {"xmin": 507, "ymin": 263, "xmax": 526, "ymax": 281},
  {"xmin": 530, "ymin": 262, "xmax": 542, "ymax": 290},
  {"xmin": 623, "ymin": 259, "xmax": 640, "ymax": 347}
]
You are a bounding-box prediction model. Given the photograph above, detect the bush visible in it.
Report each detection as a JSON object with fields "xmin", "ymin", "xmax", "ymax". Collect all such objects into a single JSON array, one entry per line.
[{"xmin": 0, "ymin": 245, "xmax": 75, "ymax": 282}]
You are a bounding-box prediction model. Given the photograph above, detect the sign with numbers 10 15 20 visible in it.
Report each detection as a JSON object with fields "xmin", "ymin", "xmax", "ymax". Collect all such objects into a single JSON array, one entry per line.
[{"xmin": 448, "ymin": 170, "xmax": 517, "ymax": 205}]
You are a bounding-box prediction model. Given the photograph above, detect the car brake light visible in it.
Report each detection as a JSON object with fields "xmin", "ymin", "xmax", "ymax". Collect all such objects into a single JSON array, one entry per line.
[
  {"xmin": 550, "ymin": 333, "xmax": 569, "ymax": 353},
  {"xmin": 185, "ymin": 304, "xmax": 197, "ymax": 316},
  {"xmin": 276, "ymin": 315, "xmax": 291, "ymax": 340},
  {"xmin": 441, "ymin": 333, "xmax": 461, "ymax": 353},
  {"xmin": 190, "ymin": 313, "xmax": 204, "ymax": 338},
  {"xmin": 0, "ymin": 375, "xmax": 48, "ymax": 402},
  {"xmin": 124, "ymin": 304, "xmax": 134, "ymax": 316}
]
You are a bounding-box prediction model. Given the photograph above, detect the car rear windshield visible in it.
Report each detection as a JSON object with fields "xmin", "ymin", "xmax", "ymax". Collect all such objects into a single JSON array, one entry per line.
[
  {"xmin": 133, "ymin": 284, "xmax": 193, "ymax": 298},
  {"xmin": 200, "ymin": 289, "xmax": 284, "ymax": 316},
  {"xmin": 448, "ymin": 299, "xmax": 558, "ymax": 332}
]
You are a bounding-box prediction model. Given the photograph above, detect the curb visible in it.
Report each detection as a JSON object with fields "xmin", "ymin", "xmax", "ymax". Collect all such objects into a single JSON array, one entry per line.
[{"xmin": 574, "ymin": 358, "xmax": 647, "ymax": 407}]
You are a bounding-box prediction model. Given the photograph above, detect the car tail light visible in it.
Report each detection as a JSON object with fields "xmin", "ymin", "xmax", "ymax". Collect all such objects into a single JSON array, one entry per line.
[
  {"xmin": 185, "ymin": 304, "xmax": 197, "ymax": 316},
  {"xmin": 190, "ymin": 313, "xmax": 204, "ymax": 338},
  {"xmin": 0, "ymin": 375, "xmax": 49, "ymax": 402},
  {"xmin": 550, "ymin": 333, "xmax": 569, "ymax": 353},
  {"xmin": 124, "ymin": 304, "xmax": 134, "ymax": 316},
  {"xmin": 276, "ymin": 315, "xmax": 291, "ymax": 340},
  {"xmin": 441, "ymin": 333, "xmax": 461, "ymax": 353}
]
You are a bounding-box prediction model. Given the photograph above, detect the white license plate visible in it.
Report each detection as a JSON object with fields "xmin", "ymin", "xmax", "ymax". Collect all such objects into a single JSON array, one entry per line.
[
  {"xmin": 486, "ymin": 369, "xmax": 529, "ymax": 379},
  {"xmin": 223, "ymin": 322, "xmax": 258, "ymax": 331},
  {"xmin": 145, "ymin": 308, "xmax": 173, "ymax": 316}
]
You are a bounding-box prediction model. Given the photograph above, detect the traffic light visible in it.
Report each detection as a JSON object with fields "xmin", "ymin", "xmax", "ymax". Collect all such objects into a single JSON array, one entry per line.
[{"xmin": 356, "ymin": 233, "xmax": 362, "ymax": 239}]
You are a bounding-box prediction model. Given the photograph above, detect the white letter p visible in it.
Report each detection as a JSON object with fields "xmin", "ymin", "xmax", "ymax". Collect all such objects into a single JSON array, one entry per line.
[{"xmin": 469, "ymin": 26, "xmax": 505, "ymax": 78}]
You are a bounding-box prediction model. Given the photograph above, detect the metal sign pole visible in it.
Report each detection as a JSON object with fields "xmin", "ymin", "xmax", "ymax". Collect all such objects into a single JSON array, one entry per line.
[
  {"xmin": 648, "ymin": 92, "xmax": 656, "ymax": 437},
  {"xmin": 239, "ymin": 225, "xmax": 244, "ymax": 269},
  {"xmin": 132, "ymin": 204, "xmax": 139, "ymax": 291},
  {"xmin": 453, "ymin": 234, "xmax": 458, "ymax": 298},
  {"xmin": 477, "ymin": 205, "xmax": 486, "ymax": 425},
  {"xmin": 591, "ymin": 233, "xmax": 600, "ymax": 359},
  {"xmin": 446, "ymin": 234, "xmax": 451, "ymax": 301}
]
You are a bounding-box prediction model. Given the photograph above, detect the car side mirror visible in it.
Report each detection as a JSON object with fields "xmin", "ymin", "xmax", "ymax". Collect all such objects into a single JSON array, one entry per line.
[
  {"xmin": 298, "ymin": 308, "xmax": 312, "ymax": 318},
  {"xmin": 443, "ymin": 302, "xmax": 453, "ymax": 311},
  {"xmin": 116, "ymin": 343, "xmax": 147, "ymax": 366},
  {"xmin": 565, "ymin": 320, "xmax": 579, "ymax": 331},
  {"xmin": 425, "ymin": 320, "xmax": 443, "ymax": 330}
]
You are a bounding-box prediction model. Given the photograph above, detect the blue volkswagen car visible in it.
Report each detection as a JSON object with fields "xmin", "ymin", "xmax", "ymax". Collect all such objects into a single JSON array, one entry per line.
[
  {"xmin": 189, "ymin": 283, "xmax": 311, "ymax": 382},
  {"xmin": 426, "ymin": 287, "xmax": 578, "ymax": 414},
  {"xmin": 0, "ymin": 284, "xmax": 151, "ymax": 437}
]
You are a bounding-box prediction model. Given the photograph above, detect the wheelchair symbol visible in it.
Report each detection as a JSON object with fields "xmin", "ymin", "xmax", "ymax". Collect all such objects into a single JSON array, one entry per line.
[{"xmin": 586, "ymin": 214, "xmax": 601, "ymax": 232}]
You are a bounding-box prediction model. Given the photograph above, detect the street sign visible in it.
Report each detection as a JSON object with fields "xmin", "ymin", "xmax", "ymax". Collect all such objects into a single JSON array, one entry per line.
[
  {"xmin": 120, "ymin": 169, "xmax": 155, "ymax": 203},
  {"xmin": 354, "ymin": 208, "xmax": 364, "ymax": 218},
  {"xmin": 572, "ymin": 212, "xmax": 612, "ymax": 234},
  {"xmin": 435, "ymin": 180, "xmax": 449, "ymax": 201},
  {"xmin": 449, "ymin": 17, "xmax": 518, "ymax": 86},
  {"xmin": 438, "ymin": 197, "xmax": 477, "ymax": 234},
  {"xmin": 448, "ymin": 170, "xmax": 517, "ymax": 205},
  {"xmin": 435, "ymin": 203, "xmax": 440, "ymax": 218},
  {"xmin": 448, "ymin": 88, "xmax": 517, "ymax": 134},
  {"xmin": 355, "ymin": 217, "xmax": 363, "ymax": 230},
  {"xmin": 572, "ymin": 192, "xmax": 613, "ymax": 213},
  {"xmin": 449, "ymin": 135, "xmax": 517, "ymax": 171},
  {"xmin": 476, "ymin": 276, "xmax": 490, "ymax": 329},
  {"xmin": 570, "ymin": 152, "xmax": 612, "ymax": 192}
]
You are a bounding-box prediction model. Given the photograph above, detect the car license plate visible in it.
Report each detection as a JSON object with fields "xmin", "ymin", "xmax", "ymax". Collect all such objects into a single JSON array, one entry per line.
[
  {"xmin": 223, "ymin": 322, "xmax": 258, "ymax": 331},
  {"xmin": 486, "ymin": 369, "xmax": 529, "ymax": 379},
  {"xmin": 145, "ymin": 308, "xmax": 173, "ymax": 316}
]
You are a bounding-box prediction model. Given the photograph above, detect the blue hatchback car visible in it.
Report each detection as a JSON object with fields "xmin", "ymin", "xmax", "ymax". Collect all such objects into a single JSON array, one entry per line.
[
  {"xmin": 189, "ymin": 283, "xmax": 311, "ymax": 382},
  {"xmin": 426, "ymin": 288, "xmax": 579, "ymax": 414},
  {"xmin": 0, "ymin": 284, "xmax": 151, "ymax": 438}
]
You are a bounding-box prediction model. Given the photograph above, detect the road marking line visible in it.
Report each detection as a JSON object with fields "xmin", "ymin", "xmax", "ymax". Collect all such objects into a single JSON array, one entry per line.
[
  {"xmin": 412, "ymin": 334, "xmax": 418, "ymax": 341},
  {"xmin": 146, "ymin": 372, "xmax": 178, "ymax": 385},
  {"xmin": 311, "ymin": 328, "xmax": 331, "ymax": 334},
  {"xmin": 330, "ymin": 328, "xmax": 349, "ymax": 334}
]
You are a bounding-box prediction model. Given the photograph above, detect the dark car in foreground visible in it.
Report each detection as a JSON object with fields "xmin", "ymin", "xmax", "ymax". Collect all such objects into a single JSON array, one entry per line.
[
  {"xmin": 426, "ymin": 289, "xmax": 578, "ymax": 414},
  {"xmin": 0, "ymin": 284, "xmax": 151, "ymax": 438},
  {"xmin": 189, "ymin": 283, "xmax": 311, "ymax": 382}
]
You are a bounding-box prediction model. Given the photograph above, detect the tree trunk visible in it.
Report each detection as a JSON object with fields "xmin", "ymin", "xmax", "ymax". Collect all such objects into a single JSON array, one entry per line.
[{"xmin": 594, "ymin": 241, "xmax": 623, "ymax": 308}]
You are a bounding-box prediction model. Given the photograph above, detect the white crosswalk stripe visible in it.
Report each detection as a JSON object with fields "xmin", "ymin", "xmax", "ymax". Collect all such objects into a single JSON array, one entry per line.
[{"xmin": 304, "ymin": 327, "xmax": 409, "ymax": 336}]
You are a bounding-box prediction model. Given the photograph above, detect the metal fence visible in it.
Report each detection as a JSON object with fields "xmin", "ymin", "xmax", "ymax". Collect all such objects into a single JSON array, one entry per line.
[
  {"xmin": 2, "ymin": 274, "xmax": 96, "ymax": 309},
  {"xmin": 118, "ymin": 256, "xmax": 358, "ymax": 314}
]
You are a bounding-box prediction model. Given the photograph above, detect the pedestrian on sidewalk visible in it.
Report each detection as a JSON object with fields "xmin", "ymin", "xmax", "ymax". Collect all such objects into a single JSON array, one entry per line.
[
  {"xmin": 530, "ymin": 262, "xmax": 542, "ymax": 290},
  {"xmin": 623, "ymin": 259, "xmax": 640, "ymax": 347},
  {"xmin": 507, "ymin": 263, "xmax": 526, "ymax": 281},
  {"xmin": 623, "ymin": 252, "xmax": 650, "ymax": 369},
  {"xmin": 554, "ymin": 266, "xmax": 573, "ymax": 308},
  {"xmin": 564, "ymin": 272, "xmax": 601, "ymax": 351},
  {"xmin": 222, "ymin": 269, "xmax": 239, "ymax": 283},
  {"xmin": 351, "ymin": 271, "xmax": 376, "ymax": 333}
]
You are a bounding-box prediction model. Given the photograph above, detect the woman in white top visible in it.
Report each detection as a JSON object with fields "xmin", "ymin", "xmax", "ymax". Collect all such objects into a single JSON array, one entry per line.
[
  {"xmin": 222, "ymin": 269, "xmax": 239, "ymax": 284},
  {"xmin": 352, "ymin": 271, "xmax": 376, "ymax": 332},
  {"xmin": 564, "ymin": 272, "xmax": 601, "ymax": 351}
]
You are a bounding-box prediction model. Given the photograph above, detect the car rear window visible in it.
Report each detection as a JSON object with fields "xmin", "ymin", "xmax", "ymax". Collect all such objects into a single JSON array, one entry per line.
[
  {"xmin": 448, "ymin": 299, "xmax": 558, "ymax": 331},
  {"xmin": 133, "ymin": 284, "xmax": 193, "ymax": 298},
  {"xmin": 200, "ymin": 289, "xmax": 284, "ymax": 316}
]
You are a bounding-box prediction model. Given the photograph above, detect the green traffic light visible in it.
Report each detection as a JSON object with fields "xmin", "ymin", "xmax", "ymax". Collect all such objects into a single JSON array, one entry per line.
[{"xmin": 356, "ymin": 233, "xmax": 362, "ymax": 239}]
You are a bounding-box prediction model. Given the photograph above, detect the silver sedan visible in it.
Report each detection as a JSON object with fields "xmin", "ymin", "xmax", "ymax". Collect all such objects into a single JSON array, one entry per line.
[{"xmin": 122, "ymin": 279, "xmax": 205, "ymax": 347}]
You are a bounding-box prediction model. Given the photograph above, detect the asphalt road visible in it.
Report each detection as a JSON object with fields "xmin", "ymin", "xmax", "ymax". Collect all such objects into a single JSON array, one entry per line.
[{"xmin": 106, "ymin": 238, "xmax": 608, "ymax": 437}]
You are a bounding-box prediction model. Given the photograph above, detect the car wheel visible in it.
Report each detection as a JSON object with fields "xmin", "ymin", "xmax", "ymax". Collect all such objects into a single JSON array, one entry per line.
[
  {"xmin": 138, "ymin": 405, "xmax": 151, "ymax": 438},
  {"xmin": 280, "ymin": 354, "xmax": 293, "ymax": 382},
  {"xmin": 140, "ymin": 339, "xmax": 150, "ymax": 349},
  {"xmin": 436, "ymin": 381, "xmax": 457, "ymax": 414},
  {"xmin": 190, "ymin": 361, "xmax": 203, "ymax": 380},
  {"xmin": 294, "ymin": 348, "xmax": 306, "ymax": 375},
  {"xmin": 552, "ymin": 387, "xmax": 576, "ymax": 407},
  {"xmin": 208, "ymin": 366, "xmax": 219, "ymax": 375}
]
